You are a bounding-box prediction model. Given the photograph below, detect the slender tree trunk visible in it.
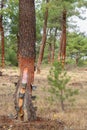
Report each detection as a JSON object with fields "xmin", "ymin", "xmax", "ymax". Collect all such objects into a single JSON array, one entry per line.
[
  {"xmin": 60, "ymin": 90, "xmax": 65, "ymax": 111},
  {"xmin": 58, "ymin": 9, "xmax": 66, "ymax": 67},
  {"xmin": 37, "ymin": 0, "xmax": 49, "ymax": 73},
  {"xmin": 48, "ymin": 29, "xmax": 52, "ymax": 63},
  {"xmin": 51, "ymin": 28, "xmax": 57, "ymax": 63},
  {"xmin": 0, "ymin": 0, "xmax": 5, "ymax": 68},
  {"xmin": 1, "ymin": 26, "xmax": 4, "ymax": 68},
  {"xmin": 17, "ymin": 33, "xmax": 20, "ymax": 62},
  {"xmin": 48, "ymin": 43, "xmax": 52, "ymax": 63},
  {"xmin": 75, "ymin": 53, "xmax": 79, "ymax": 65},
  {"xmin": 51, "ymin": 43, "xmax": 55, "ymax": 63},
  {"xmin": 15, "ymin": 0, "xmax": 36, "ymax": 121}
]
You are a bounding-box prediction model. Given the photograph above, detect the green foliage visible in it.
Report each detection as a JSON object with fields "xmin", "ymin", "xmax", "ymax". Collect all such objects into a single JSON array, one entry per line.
[
  {"xmin": 0, "ymin": 0, "xmax": 18, "ymax": 66},
  {"xmin": 77, "ymin": 59, "xmax": 87, "ymax": 67},
  {"xmin": 5, "ymin": 35, "xmax": 18, "ymax": 66},
  {"xmin": 3, "ymin": 0, "xmax": 19, "ymax": 35},
  {"xmin": 0, "ymin": 0, "xmax": 86, "ymax": 66},
  {"xmin": 67, "ymin": 32, "xmax": 87, "ymax": 65},
  {"xmin": 6, "ymin": 49, "xmax": 18, "ymax": 66},
  {"xmin": 48, "ymin": 61, "xmax": 78, "ymax": 110}
]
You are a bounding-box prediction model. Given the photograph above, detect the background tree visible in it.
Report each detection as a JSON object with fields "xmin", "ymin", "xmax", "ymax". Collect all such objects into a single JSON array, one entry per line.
[
  {"xmin": 0, "ymin": 0, "xmax": 5, "ymax": 68},
  {"xmin": 0, "ymin": 0, "xmax": 19, "ymax": 66},
  {"xmin": 0, "ymin": 0, "xmax": 87, "ymax": 68},
  {"xmin": 67, "ymin": 32, "xmax": 87, "ymax": 65},
  {"xmin": 37, "ymin": 0, "xmax": 49, "ymax": 73},
  {"xmin": 57, "ymin": 0, "xmax": 79, "ymax": 67}
]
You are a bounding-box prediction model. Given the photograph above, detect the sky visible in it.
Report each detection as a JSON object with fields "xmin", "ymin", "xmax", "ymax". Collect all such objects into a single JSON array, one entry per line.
[
  {"xmin": 76, "ymin": 7, "xmax": 87, "ymax": 35},
  {"xmin": 69, "ymin": 7, "xmax": 87, "ymax": 36},
  {"xmin": 77, "ymin": 19, "xmax": 87, "ymax": 35}
]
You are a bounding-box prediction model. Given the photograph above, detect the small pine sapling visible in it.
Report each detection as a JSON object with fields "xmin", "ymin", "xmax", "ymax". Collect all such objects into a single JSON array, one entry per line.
[{"xmin": 48, "ymin": 61, "xmax": 78, "ymax": 111}]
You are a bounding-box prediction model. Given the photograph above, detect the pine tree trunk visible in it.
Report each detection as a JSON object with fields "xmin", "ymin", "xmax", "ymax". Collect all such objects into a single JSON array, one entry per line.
[
  {"xmin": 47, "ymin": 29, "xmax": 52, "ymax": 63},
  {"xmin": 51, "ymin": 43, "xmax": 55, "ymax": 63},
  {"xmin": 75, "ymin": 53, "xmax": 79, "ymax": 65},
  {"xmin": 60, "ymin": 90, "xmax": 65, "ymax": 111},
  {"xmin": 48, "ymin": 43, "xmax": 52, "ymax": 63},
  {"xmin": 1, "ymin": 27, "xmax": 4, "ymax": 68},
  {"xmin": 51, "ymin": 28, "xmax": 57, "ymax": 63},
  {"xmin": 15, "ymin": 0, "xmax": 36, "ymax": 121},
  {"xmin": 0, "ymin": 0, "xmax": 5, "ymax": 68},
  {"xmin": 58, "ymin": 9, "xmax": 66, "ymax": 67},
  {"xmin": 37, "ymin": 0, "xmax": 49, "ymax": 73}
]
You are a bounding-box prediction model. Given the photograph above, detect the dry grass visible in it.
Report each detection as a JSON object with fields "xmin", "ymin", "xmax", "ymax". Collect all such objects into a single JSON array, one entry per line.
[
  {"xmin": 34, "ymin": 66, "xmax": 87, "ymax": 130},
  {"xmin": 0, "ymin": 65, "xmax": 87, "ymax": 129}
]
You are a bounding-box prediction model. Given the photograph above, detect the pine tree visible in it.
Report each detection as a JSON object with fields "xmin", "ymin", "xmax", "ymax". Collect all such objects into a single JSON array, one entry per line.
[
  {"xmin": 48, "ymin": 61, "xmax": 78, "ymax": 111},
  {"xmin": 37, "ymin": 0, "xmax": 49, "ymax": 73},
  {"xmin": 15, "ymin": 0, "xmax": 36, "ymax": 121}
]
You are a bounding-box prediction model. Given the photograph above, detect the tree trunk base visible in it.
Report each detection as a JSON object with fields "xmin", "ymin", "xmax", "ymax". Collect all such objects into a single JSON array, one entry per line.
[
  {"xmin": 14, "ymin": 80, "xmax": 37, "ymax": 121},
  {"xmin": 14, "ymin": 57, "xmax": 37, "ymax": 121},
  {"xmin": 24, "ymin": 88, "xmax": 37, "ymax": 121}
]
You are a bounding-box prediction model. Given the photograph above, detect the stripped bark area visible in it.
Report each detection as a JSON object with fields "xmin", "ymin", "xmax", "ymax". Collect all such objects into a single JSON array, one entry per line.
[
  {"xmin": 19, "ymin": 57, "xmax": 35, "ymax": 86},
  {"xmin": 14, "ymin": 57, "xmax": 37, "ymax": 121}
]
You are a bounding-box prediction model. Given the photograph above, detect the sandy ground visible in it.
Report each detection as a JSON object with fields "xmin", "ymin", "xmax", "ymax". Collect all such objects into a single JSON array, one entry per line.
[{"xmin": 0, "ymin": 65, "xmax": 87, "ymax": 129}]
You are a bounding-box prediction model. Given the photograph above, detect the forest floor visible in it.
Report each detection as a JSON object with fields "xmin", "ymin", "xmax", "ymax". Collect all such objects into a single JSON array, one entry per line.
[{"xmin": 0, "ymin": 65, "xmax": 87, "ymax": 130}]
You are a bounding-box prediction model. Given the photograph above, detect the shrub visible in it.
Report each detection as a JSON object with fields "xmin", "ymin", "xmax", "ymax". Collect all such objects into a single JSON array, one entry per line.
[{"xmin": 48, "ymin": 61, "xmax": 78, "ymax": 111}]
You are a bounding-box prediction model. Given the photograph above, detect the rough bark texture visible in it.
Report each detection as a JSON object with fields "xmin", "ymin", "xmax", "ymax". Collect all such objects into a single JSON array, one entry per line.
[
  {"xmin": 16, "ymin": 0, "xmax": 36, "ymax": 121},
  {"xmin": 19, "ymin": 0, "xmax": 36, "ymax": 58},
  {"xmin": 58, "ymin": 10, "xmax": 66, "ymax": 67},
  {"xmin": 37, "ymin": 0, "xmax": 49, "ymax": 73},
  {"xmin": 0, "ymin": 0, "xmax": 5, "ymax": 68}
]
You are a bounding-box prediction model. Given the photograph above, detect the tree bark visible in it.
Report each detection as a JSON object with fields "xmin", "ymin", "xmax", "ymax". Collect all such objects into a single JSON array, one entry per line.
[
  {"xmin": 60, "ymin": 90, "xmax": 65, "ymax": 111},
  {"xmin": 37, "ymin": 0, "xmax": 49, "ymax": 73},
  {"xmin": 75, "ymin": 53, "xmax": 80, "ymax": 65},
  {"xmin": 48, "ymin": 43, "xmax": 52, "ymax": 63},
  {"xmin": 51, "ymin": 28, "xmax": 57, "ymax": 63},
  {"xmin": 15, "ymin": 0, "xmax": 36, "ymax": 121},
  {"xmin": 0, "ymin": 0, "xmax": 5, "ymax": 68},
  {"xmin": 58, "ymin": 9, "xmax": 66, "ymax": 67}
]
